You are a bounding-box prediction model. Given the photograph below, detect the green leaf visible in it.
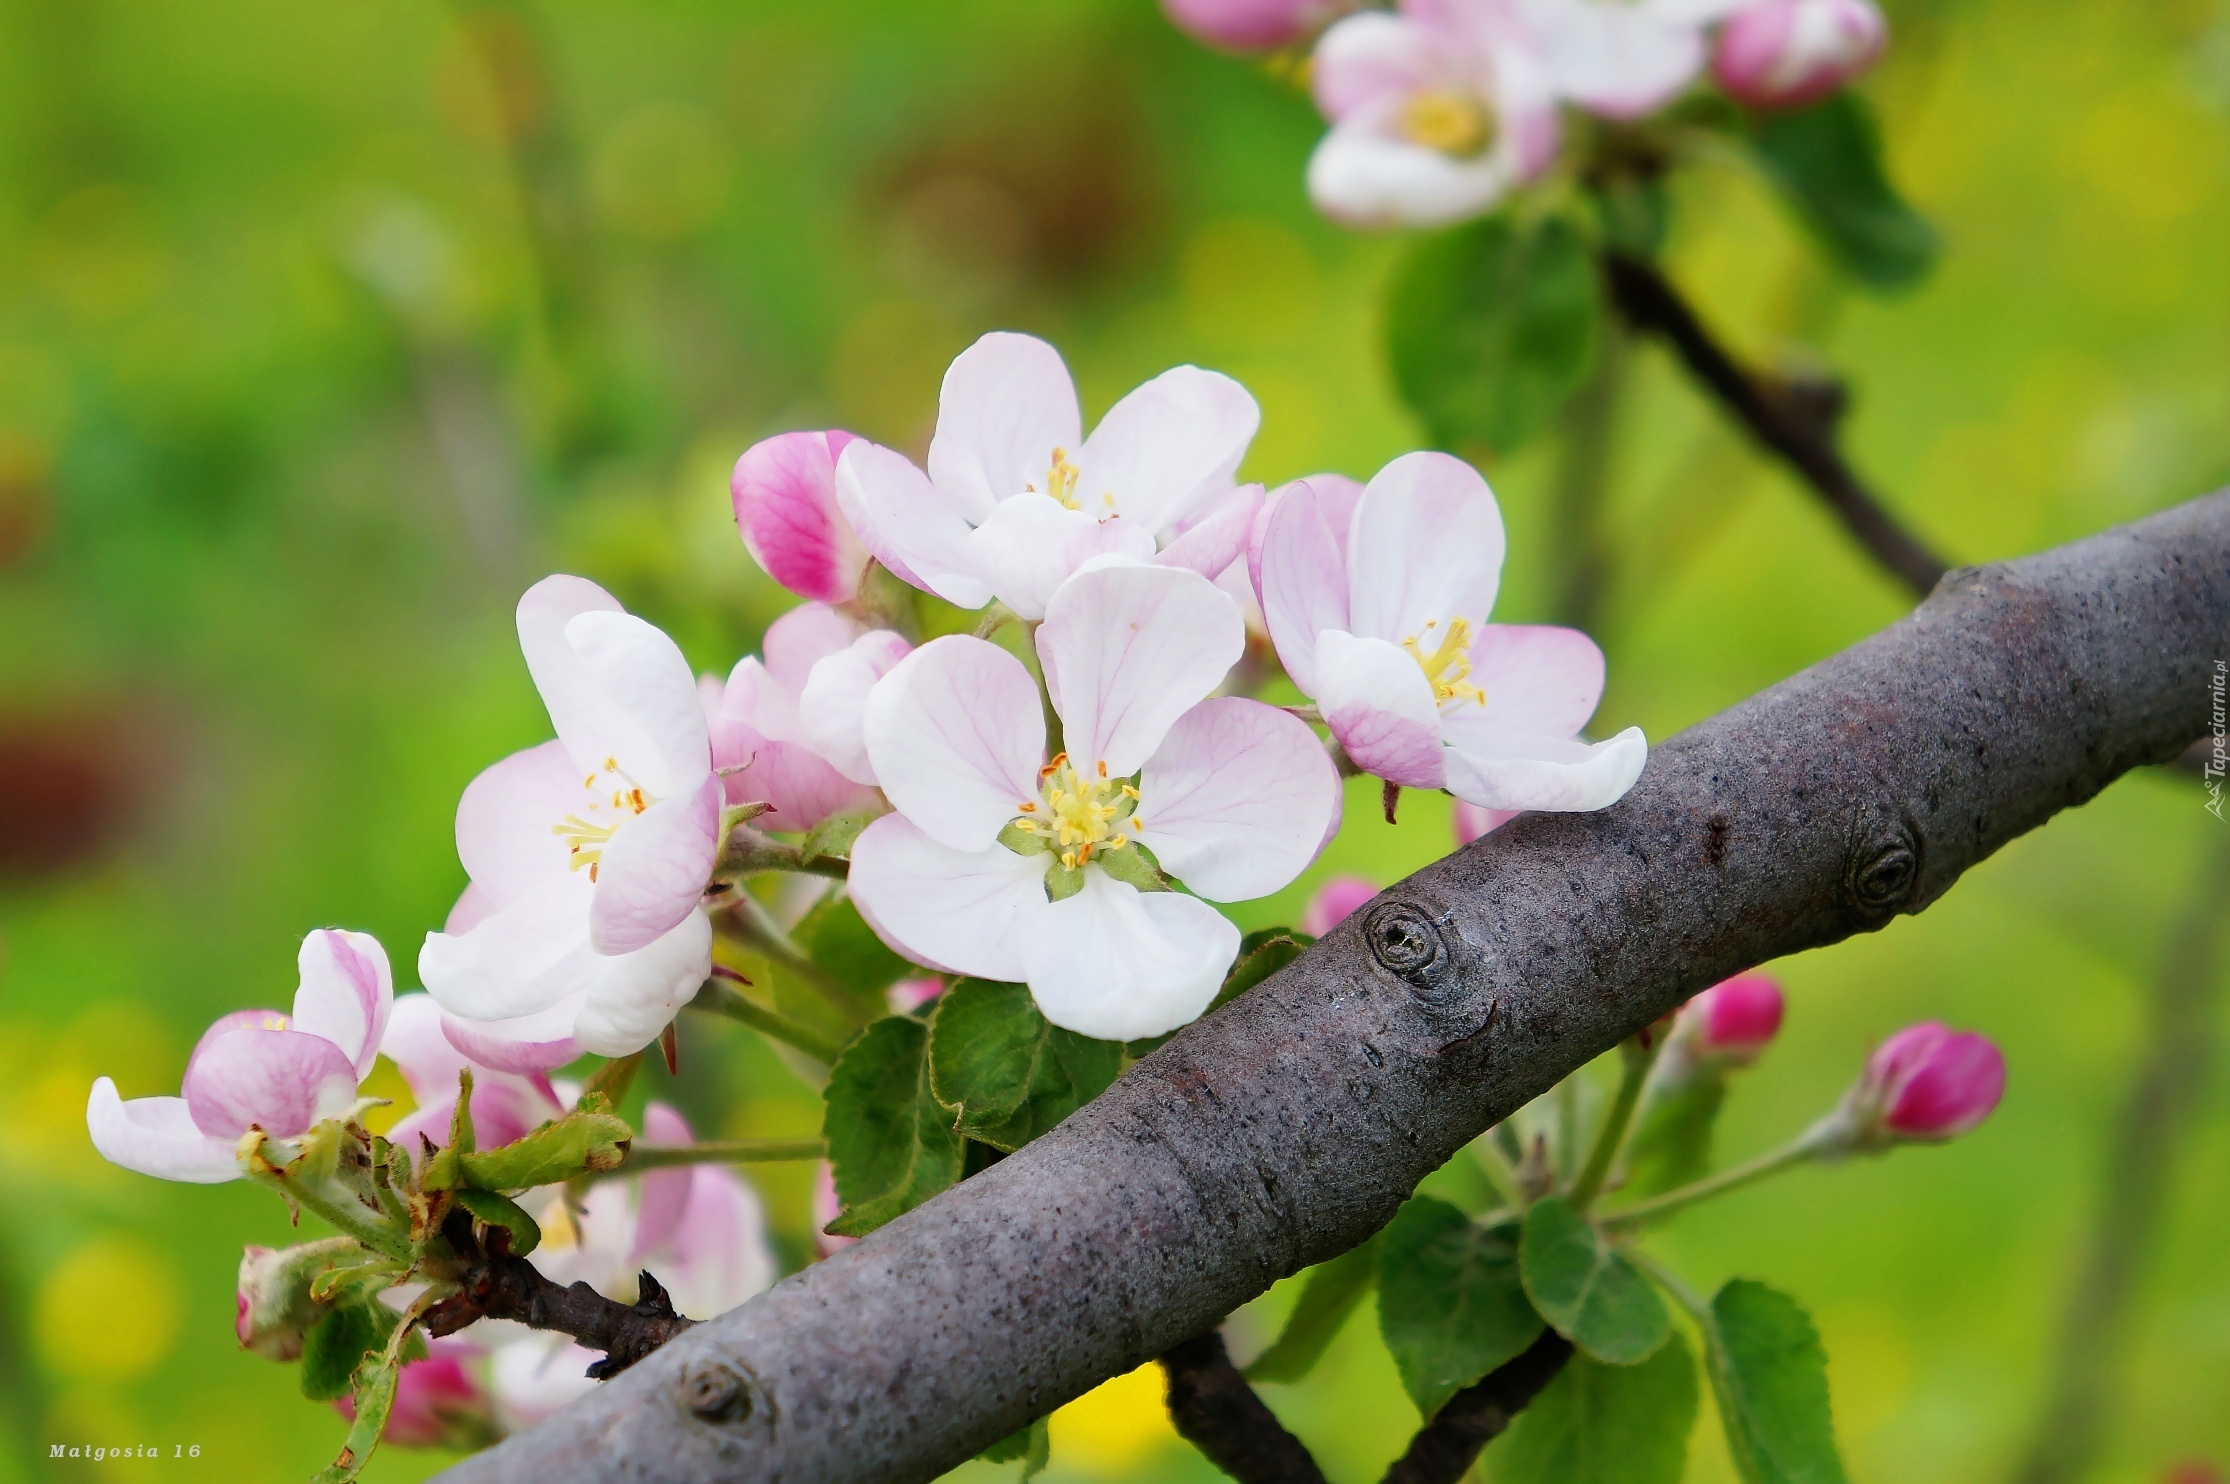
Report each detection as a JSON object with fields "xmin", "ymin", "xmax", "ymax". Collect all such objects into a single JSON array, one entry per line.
[
  {"xmin": 1491, "ymin": 1330, "xmax": 1698, "ymax": 1484},
  {"xmin": 1744, "ymin": 94, "xmax": 1939, "ymax": 291},
  {"xmin": 1209, "ymin": 928, "xmax": 1312, "ymax": 1013},
  {"xmin": 1386, "ymin": 211, "xmax": 1601, "ymax": 456},
  {"xmin": 977, "ymin": 1415, "xmax": 1050, "ymax": 1476},
  {"xmin": 927, "ymin": 979, "xmax": 1124, "ymax": 1152},
  {"xmin": 1246, "ymin": 1235, "xmax": 1380, "ymax": 1384},
  {"xmin": 1621, "ymin": 1074, "xmax": 1729, "ymax": 1197},
  {"xmin": 308, "ymin": 1349, "xmax": 400, "ymax": 1484},
  {"xmin": 801, "ymin": 809, "xmax": 876, "ymax": 864},
  {"xmin": 1378, "ymin": 1198, "xmax": 1544, "ymax": 1415},
  {"xmin": 823, "ymin": 1014, "xmax": 965, "ymax": 1236},
  {"xmin": 1519, "ymin": 1197, "xmax": 1671, "ymax": 1366},
  {"xmin": 423, "ymin": 1098, "xmax": 633, "ymax": 1192},
  {"xmin": 1702, "ymin": 1280, "xmax": 1849, "ymax": 1484},
  {"xmin": 454, "ymin": 1186, "xmax": 543, "ymax": 1256},
  {"xmin": 299, "ymin": 1303, "xmax": 381, "ymax": 1402},
  {"xmin": 797, "ymin": 892, "xmax": 913, "ymax": 1000}
]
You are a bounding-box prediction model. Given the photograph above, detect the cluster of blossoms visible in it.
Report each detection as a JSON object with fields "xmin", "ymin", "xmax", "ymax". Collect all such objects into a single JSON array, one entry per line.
[{"xmin": 1163, "ymin": 0, "xmax": 1888, "ymax": 226}]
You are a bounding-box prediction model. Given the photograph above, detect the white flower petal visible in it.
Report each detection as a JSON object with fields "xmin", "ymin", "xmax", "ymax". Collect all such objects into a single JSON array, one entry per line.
[
  {"xmin": 454, "ymin": 742, "xmax": 589, "ymax": 908},
  {"xmin": 1155, "ymin": 484, "xmax": 1261, "ymax": 579},
  {"xmin": 422, "ymin": 895, "xmax": 596, "ymax": 1025},
  {"xmin": 846, "ymin": 814, "xmax": 1050, "ymax": 982},
  {"xmin": 291, "ymin": 929, "xmax": 394, "ymax": 1081},
  {"xmin": 1314, "ymin": 630, "xmax": 1449, "ymax": 789},
  {"xmin": 1308, "ymin": 112, "xmax": 1525, "ymax": 229},
  {"xmin": 1074, "ymin": 366, "xmax": 1260, "ymax": 536},
  {"xmin": 1312, "ymin": 10, "xmax": 1441, "ymax": 119},
  {"xmin": 1021, "ymin": 873, "xmax": 1238, "ymax": 1041},
  {"xmin": 863, "ymin": 636, "xmax": 1046, "ymax": 852},
  {"xmin": 516, "ymin": 575, "xmax": 635, "ymax": 784},
  {"xmin": 1137, "ymin": 698, "xmax": 1341, "ymax": 902},
  {"xmin": 798, "ymin": 631, "xmax": 912, "ymax": 786},
  {"xmin": 964, "ymin": 491, "xmax": 1154, "ymax": 621},
  {"xmin": 1439, "ymin": 720, "xmax": 1648, "ymax": 812},
  {"xmin": 834, "ymin": 440, "xmax": 995, "ymax": 610},
  {"xmin": 589, "ymin": 775, "xmax": 723, "ymax": 955},
  {"xmin": 1346, "ymin": 452, "xmax": 1507, "ymax": 645},
  {"xmin": 1467, "ymin": 623, "xmax": 1607, "ymax": 739},
  {"xmin": 381, "ymin": 993, "xmax": 472, "ymax": 1105},
  {"xmin": 562, "ymin": 609, "xmax": 710, "ymax": 800},
  {"xmin": 760, "ymin": 604, "xmax": 863, "ymax": 697},
  {"xmin": 661, "ymin": 1164, "xmax": 777, "ymax": 1319},
  {"xmin": 1254, "ymin": 477, "xmax": 1357, "ymax": 696},
  {"xmin": 86, "ymin": 1082, "xmax": 239, "ymax": 1184},
  {"xmin": 926, "ymin": 332, "xmax": 1082, "ymax": 523},
  {"xmin": 1521, "ymin": 0, "xmax": 1707, "ymax": 117},
  {"xmin": 439, "ymin": 997, "xmax": 586, "ymax": 1076},
  {"xmin": 573, "ymin": 909, "xmax": 714, "ymax": 1057},
  {"xmin": 1037, "ymin": 564, "xmax": 1244, "ymax": 777}
]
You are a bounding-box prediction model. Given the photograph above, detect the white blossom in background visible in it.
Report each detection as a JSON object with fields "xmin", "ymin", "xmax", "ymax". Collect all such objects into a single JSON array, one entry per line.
[
  {"xmin": 1506, "ymin": 0, "xmax": 1745, "ymax": 118},
  {"xmin": 1711, "ymin": 0, "xmax": 1885, "ymax": 108},
  {"xmin": 1255, "ymin": 451, "xmax": 1648, "ymax": 812},
  {"xmin": 87, "ymin": 931, "xmax": 393, "ymax": 1183},
  {"xmin": 848, "ymin": 563, "xmax": 1342, "ymax": 1040},
  {"xmin": 700, "ymin": 602, "xmax": 905, "ymax": 823},
  {"xmin": 421, "ymin": 577, "xmax": 719, "ymax": 1059},
  {"xmin": 833, "ymin": 332, "xmax": 1263, "ymax": 620}
]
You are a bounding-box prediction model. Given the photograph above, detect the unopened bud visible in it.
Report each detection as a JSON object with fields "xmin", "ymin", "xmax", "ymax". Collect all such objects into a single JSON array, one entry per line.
[
  {"xmin": 1682, "ymin": 973, "xmax": 1785, "ymax": 1066},
  {"xmin": 1812, "ymin": 1020, "xmax": 2006, "ymax": 1155},
  {"xmin": 235, "ymin": 1239, "xmax": 355, "ymax": 1361},
  {"xmin": 1713, "ymin": 0, "xmax": 1887, "ymax": 110}
]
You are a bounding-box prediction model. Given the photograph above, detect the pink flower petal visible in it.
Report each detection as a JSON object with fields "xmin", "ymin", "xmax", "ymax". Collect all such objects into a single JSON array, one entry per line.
[
  {"xmin": 1454, "ymin": 800, "xmax": 1521, "ymax": 844},
  {"xmin": 963, "ymin": 491, "xmax": 1155, "ymax": 621},
  {"xmin": 1074, "ymin": 365, "xmax": 1260, "ymax": 537},
  {"xmin": 571, "ymin": 910, "xmax": 713, "ymax": 1057},
  {"xmin": 1466, "ymin": 624, "xmax": 1608, "ymax": 740},
  {"xmin": 1249, "ymin": 473, "xmax": 1361, "ymax": 612},
  {"xmin": 1346, "ymin": 452, "xmax": 1506, "ymax": 646},
  {"xmin": 1255, "ymin": 478, "xmax": 1357, "ymax": 695},
  {"xmin": 732, "ymin": 430, "xmax": 871, "ymax": 604},
  {"xmin": 1313, "ymin": 630, "xmax": 1448, "ymax": 789},
  {"xmin": 1156, "ymin": 484, "xmax": 1263, "ymax": 580},
  {"xmin": 440, "ymin": 998, "xmax": 585, "ymax": 1076},
  {"xmin": 382, "ymin": 994, "xmax": 473, "ymax": 1105},
  {"xmin": 1712, "ymin": 0, "xmax": 1884, "ymax": 108},
  {"xmin": 455, "ymin": 741, "xmax": 589, "ymax": 909},
  {"xmin": 291, "ymin": 929, "xmax": 393, "ymax": 1081},
  {"xmin": 798, "ymin": 630, "xmax": 913, "ymax": 786},
  {"xmin": 1137, "ymin": 698, "xmax": 1341, "ymax": 902},
  {"xmin": 1163, "ymin": 0, "xmax": 1330, "ymax": 52},
  {"xmin": 1037, "ymin": 564, "xmax": 1245, "ymax": 778},
  {"xmin": 846, "ymin": 814, "xmax": 1050, "ymax": 983},
  {"xmin": 834, "ymin": 439, "xmax": 994, "ymax": 609},
  {"xmin": 589, "ymin": 775, "xmax": 723, "ymax": 956},
  {"xmin": 926, "ymin": 332, "xmax": 1081, "ymax": 524},
  {"xmin": 629, "ymin": 1103, "xmax": 697, "ymax": 1267},
  {"xmin": 863, "ymin": 637, "xmax": 1047, "ymax": 853},
  {"xmin": 561, "ymin": 609, "xmax": 710, "ymax": 800},
  {"xmin": 86, "ymin": 1081, "xmax": 238, "ymax": 1183},
  {"xmin": 761, "ymin": 603, "xmax": 864, "ymax": 697},
  {"xmin": 1312, "ymin": 10, "xmax": 1440, "ymax": 120},
  {"xmin": 661, "ymin": 1163, "xmax": 777, "ymax": 1319},
  {"xmin": 1020, "ymin": 872, "xmax": 1238, "ymax": 1041},
  {"xmin": 183, "ymin": 1027, "xmax": 359, "ymax": 1141}
]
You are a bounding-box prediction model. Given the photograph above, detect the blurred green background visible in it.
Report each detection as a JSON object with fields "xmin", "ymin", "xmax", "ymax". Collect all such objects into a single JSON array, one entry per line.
[{"xmin": 1, "ymin": 0, "xmax": 2226, "ymax": 1478}]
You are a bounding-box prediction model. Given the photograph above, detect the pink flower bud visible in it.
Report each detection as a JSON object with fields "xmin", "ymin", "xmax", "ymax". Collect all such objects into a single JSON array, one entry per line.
[
  {"xmin": 235, "ymin": 1242, "xmax": 350, "ymax": 1362},
  {"xmin": 1712, "ymin": 0, "xmax": 1887, "ymax": 111},
  {"xmin": 1301, "ymin": 876, "xmax": 1377, "ymax": 937},
  {"xmin": 1161, "ymin": 0, "xmax": 1341, "ymax": 52},
  {"xmin": 1454, "ymin": 801, "xmax": 1521, "ymax": 845},
  {"xmin": 1808, "ymin": 1020, "xmax": 2005, "ymax": 1155},
  {"xmin": 732, "ymin": 430, "xmax": 871, "ymax": 604},
  {"xmin": 337, "ymin": 1339, "xmax": 496, "ymax": 1449},
  {"xmin": 1680, "ymin": 973, "xmax": 1785, "ymax": 1066},
  {"xmin": 887, "ymin": 976, "xmax": 944, "ymax": 1014}
]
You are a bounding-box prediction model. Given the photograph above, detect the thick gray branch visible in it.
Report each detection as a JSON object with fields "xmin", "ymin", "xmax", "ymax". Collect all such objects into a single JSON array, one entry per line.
[{"xmin": 442, "ymin": 494, "xmax": 2230, "ymax": 1484}]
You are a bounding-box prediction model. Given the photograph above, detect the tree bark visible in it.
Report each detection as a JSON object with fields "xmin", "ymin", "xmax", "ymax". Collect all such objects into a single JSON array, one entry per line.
[
  {"xmin": 1159, "ymin": 1331, "xmax": 1328, "ymax": 1484},
  {"xmin": 439, "ymin": 493, "xmax": 2230, "ymax": 1484}
]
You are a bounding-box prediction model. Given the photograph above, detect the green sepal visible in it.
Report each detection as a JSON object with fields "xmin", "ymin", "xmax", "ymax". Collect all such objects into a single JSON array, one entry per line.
[
  {"xmin": 454, "ymin": 1186, "xmax": 543, "ymax": 1256},
  {"xmin": 1246, "ymin": 1234, "xmax": 1380, "ymax": 1385},
  {"xmin": 823, "ymin": 1015, "xmax": 964, "ymax": 1237},
  {"xmin": 447, "ymin": 1069, "xmax": 476, "ymax": 1157},
  {"xmin": 307, "ymin": 1347, "xmax": 401, "ymax": 1484},
  {"xmin": 1043, "ymin": 861, "xmax": 1086, "ymax": 901},
  {"xmin": 801, "ymin": 809, "xmax": 878, "ymax": 864},
  {"xmin": 1379, "ymin": 1198, "xmax": 1544, "ymax": 1415},
  {"xmin": 1093, "ymin": 842, "xmax": 1167, "ymax": 892},
  {"xmin": 1622, "ymin": 1072, "xmax": 1729, "ymax": 1196},
  {"xmin": 1494, "ymin": 1328, "xmax": 1700, "ymax": 1483},
  {"xmin": 1519, "ymin": 1196, "xmax": 1671, "ymax": 1366},
  {"xmin": 926, "ymin": 979, "xmax": 1124, "ymax": 1153},
  {"xmin": 998, "ymin": 820, "xmax": 1053, "ymax": 855},
  {"xmin": 422, "ymin": 1096, "xmax": 633, "ymax": 1193}
]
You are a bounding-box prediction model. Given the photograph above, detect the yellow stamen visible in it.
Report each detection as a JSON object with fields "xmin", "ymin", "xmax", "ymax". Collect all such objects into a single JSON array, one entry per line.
[
  {"xmin": 538, "ymin": 1196, "xmax": 580, "ymax": 1251},
  {"xmin": 1042, "ymin": 449, "xmax": 1083, "ymax": 511},
  {"xmin": 1402, "ymin": 617, "xmax": 1488, "ymax": 708},
  {"xmin": 1010, "ymin": 755, "xmax": 1139, "ymax": 864},
  {"xmin": 1400, "ymin": 89, "xmax": 1496, "ymax": 157}
]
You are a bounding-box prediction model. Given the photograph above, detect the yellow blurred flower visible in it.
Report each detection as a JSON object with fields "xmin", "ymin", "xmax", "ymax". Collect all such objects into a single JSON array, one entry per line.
[{"xmin": 1048, "ymin": 1362, "xmax": 1177, "ymax": 1476}]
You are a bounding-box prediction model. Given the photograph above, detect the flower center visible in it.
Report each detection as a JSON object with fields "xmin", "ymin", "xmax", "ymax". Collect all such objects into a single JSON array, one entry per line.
[
  {"xmin": 1401, "ymin": 89, "xmax": 1496, "ymax": 157},
  {"xmin": 1031, "ymin": 447, "xmax": 1117, "ymax": 517},
  {"xmin": 1011, "ymin": 752, "xmax": 1141, "ymax": 870},
  {"xmin": 553, "ymin": 756, "xmax": 655, "ymax": 884},
  {"xmin": 1402, "ymin": 617, "xmax": 1487, "ymax": 708}
]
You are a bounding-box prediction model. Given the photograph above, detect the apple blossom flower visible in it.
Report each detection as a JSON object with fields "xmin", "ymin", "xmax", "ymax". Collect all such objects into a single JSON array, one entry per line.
[
  {"xmin": 832, "ymin": 332, "xmax": 1262, "ymax": 620},
  {"xmin": 731, "ymin": 429, "xmax": 871, "ymax": 604},
  {"xmin": 380, "ymin": 994, "xmax": 566, "ymax": 1151},
  {"xmin": 1306, "ymin": 0, "xmax": 1563, "ymax": 228},
  {"xmin": 421, "ymin": 577, "xmax": 722, "ymax": 1060},
  {"xmin": 338, "ymin": 1338, "xmax": 496, "ymax": 1450},
  {"xmin": 1809, "ymin": 1021, "xmax": 2006, "ymax": 1155},
  {"xmin": 1302, "ymin": 876, "xmax": 1378, "ymax": 937},
  {"xmin": 1454, "ymin": 800, "xmax": 1521, "ymax": 843},
  {"xmin": 849, "ymin": 563, "xmax": 1341, "ymax": 1040},
  {"xmin": 701, "ymin": 602, "xmax": 906, "ymax": 822},
  {"xmin": 1164, "ymin": 0, "xmax": 1350, "ymax": 52},
  {"xmin": 486, "ymin": 1103, "xmax": 777, "ymax": 1429},
  {"xmin": 1711, "ymin": 0, "xmax": 1885, "ymax": 109},
  {"xmin": 87, "ymin": 930, "xmax": 393, "ymax": 1183},
  {"xmin": 1510, "ymin": 0, "xmax": 1745, "ymax": 119},
  {"xmin": 1255, "ymin": 452, "xmax": 1648, "ymax": 814}
]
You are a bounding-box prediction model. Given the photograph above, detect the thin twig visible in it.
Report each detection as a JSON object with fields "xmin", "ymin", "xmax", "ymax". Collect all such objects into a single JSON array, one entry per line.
[
  {"xmin": 1158, "ymin": 1330, "xmax": 1328, "ymax": 1484},
  {"xmin": 425, "ymin": 1250, "xmax": 694, "ymax": 1381},
  {"xmin": 1379, "ymin": 1329, "xmax": 1574, "ymax": 1484},
  {"xmin": 1603, "ymin": 252, "xmax": 1949, "ymax": 598},
  {"xmin": 616, "ymin": 1138, "xmax": 827, "ymax": 1172},
  {"xmin": 688, "ymin": 974, "xmax": 843, "ymax": 1064}
]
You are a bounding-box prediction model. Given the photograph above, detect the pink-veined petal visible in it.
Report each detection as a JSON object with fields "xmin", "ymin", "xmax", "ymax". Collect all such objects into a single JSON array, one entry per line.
[
  {"xmin": 191, "ymin": 1008, "xmax": 292, "ymax": 1069},
  {"xmin": 86, "ymin": 1081, "xmax": 239, "ymax": 1183},
  {"xmin": 847, "ymin": 814, "xmax": 1050, "ymax": 982},
  {"xmin": 1254, "ymin": 478, "xmax": 1357, "ymax": 696},
  {"xmin": 963, "ymin": 491, "xmax": 1155, "ymax": 621},
  {"xmin": 734, "ymin": 738, "xmax": 883, "ymax": 831},
  {"xmin": 834, "ymin": 440, "xmax": 994, "ymax": 608},
  {"xmin": 291, "ymin": 929, "xmax": 393, "ymax": 1081},
  {"xmin": 629, "ymin": 1103, "xmax": 697, "ymax": 1268},
  {"xmin": 1074, "ymin": 365, "xmax": 1260, "ymax": 536},
  {"xmin": 1314, "ymin": 630, "xmax": 1448, "ymax": 788},
  {"xmin": 1346, "ymin": 452, "xmax": 1507, "ymax": 644},
  {"xmin": 1155, "ymin": 484, "xmax": 1262, "ymax": 578},
  {"xmin": 183, "ymin": 1027, "xmax": 359, "ymax": 1141},
  {"xmin": 455, "ymin": 741, "xmax": 588, "ymax": 908},
  {"xmin": 1163, "ymin": 0, "xmax": 1329, "ymax": 52},
  {"xmin": 1037, "ymin": 564, "xmax": 1244, "ymax": 777},
  {"xmin": 381, "ymin": 993, "xmax": 472, "ymax": 1106},
  {"xmin": 447, "ymin": 882, "xmax": 501, "ymax": 934},
  {"xmin": 927, "ymin": 332, "xmax": 1082, "ymax": 523},
  {"xmin": 440, "ymin": 998, "xmax": 585, "ymax": 1076},
  {"xmin": 1249, "ymin": 474, "xmax": 1361, "ymax": 609},
  {"xmin": 422, "ymin": 894, "xmax": 595, "ymax": 1025},
  {"xmin": 1312, "ymin": 10, "xmax": 1440, "ymax": 119},
  {"xmin": 661, "ymin": 1165, "xmax": 777, "ymax": 1319},
  {"xmin": 798, "ymin": 630, "xmax": 913, "ymax": 786},
  {"xmin": 1437, "ymin": 718, "xmax": 1648, "ymax": 811},
  {"xmin": 731, "ymin": 430, "xmax": 870, "ymax": 604},
  {"xmin": 1467, "ymin": 623, "xmax": 1607, "ymax": 739},
  {"xmin": 1021, "ymin": 872, "xmax": 1238, "ymax": 1041},
  {"xmin": 1138, "ymin": 698, "xmax": 1342, "ymax": 901},
  {"xmin": 1302, "ymin": 876, "xmax": 1380, "ymax": 937},
  {"xmin": 589, "ymin": 775, "xmax": 722, "ymax": 955},
  {"xmin": 761, "ymin": 603, "xmax": 864, "ymax": 697},
  {"xmin": 863, "ymin": 637, "xmax": 1046, "ymax": 852},
  {"xmin": 1307, "ymin": 108, "xmax": 1529, "ymax": 228},
  {"xmin": 572, "ymin": 909, "xmax": 714, "ymax": 1057},
  {"xmin": 562, "ymin": 609, "xmax": 710, "ymax": 800}
]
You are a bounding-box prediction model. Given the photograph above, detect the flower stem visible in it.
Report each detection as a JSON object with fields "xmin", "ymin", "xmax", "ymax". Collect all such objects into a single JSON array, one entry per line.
[
  {"xmin": 618, "ymin": 1138, "xmax": 826, "ymax": 1172},
  {"xmin": 719, "ymin": 893, "xmax": 861, "ymax": 1012},
  {"xmin": 688, "ymin": 976, "xmax": 844, "ymax": 1064},
  {"xmin": 1599, "ymin": 1136, "xmax": 1819, "ymax": 1230},
  {"xmin": 246, "ymin": 1164, "xmax": 413, "ymax": 1261},
  {"xmin": 1571, "ymin": 1035, "xmax": 1659, "ymax": 1210},
  {"xmin": 1622, "ymin": 1244, "xmax": 1711, "ymax": 1321},
  {"xmin": 1470, "ymin": 1130, "xmax": 1523, "ymax": 1208}
]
